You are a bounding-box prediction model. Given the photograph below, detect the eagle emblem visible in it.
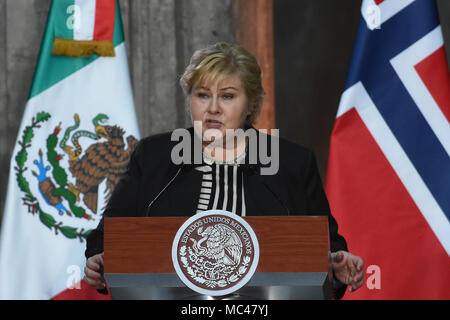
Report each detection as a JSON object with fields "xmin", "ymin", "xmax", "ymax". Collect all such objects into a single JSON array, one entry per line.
[
  {"xmin": 14, "ymin": 112, "xmax": 137, "ymax": 241},
  {"xmin": 62, "ymin": 114, "xmax": 138, "ymax": 214},
  {"xmin": 172, "ymin": 210, "xmax": 260, "ymax": 296},
  {"xmin": 191, "ymin": 224, "xmax": 243, "ymax": 268}
]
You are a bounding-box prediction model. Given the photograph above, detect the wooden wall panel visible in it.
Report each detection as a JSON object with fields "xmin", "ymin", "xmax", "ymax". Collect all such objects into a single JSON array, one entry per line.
[
  {"xmin": 127, "ymin": 0, "xmax": 179, "ymax": 136},
  {"xmin": 120, "ymin": 0, "xmax": 236, "ymax": 136},
  {"xmin": 174, "ymin": 0, "xmax": 236, "ymax": 129},
  {"xmin": 0, "ymin": 0, "xmax": 50, "ymax": 221}
]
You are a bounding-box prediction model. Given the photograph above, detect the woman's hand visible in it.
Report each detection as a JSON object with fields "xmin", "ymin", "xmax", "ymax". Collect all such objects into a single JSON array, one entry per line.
[
  {"xmin": 84, "ymin": 252, "xmax": 106, "ymax": 290},
  {"xmin": 331, "ymin": 251, "xmax": 364, "ymax": 293}
]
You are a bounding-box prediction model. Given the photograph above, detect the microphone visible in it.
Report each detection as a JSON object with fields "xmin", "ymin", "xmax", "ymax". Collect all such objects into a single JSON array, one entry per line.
[
  {"xmin": 246, "ymin": 163, "xmax": 291, "ymax": 216},
  {"xmin": 242, "ymin": 163, "xmax": 259, "ymax": 175},
  {"xmin": 260, "ymin": 179, "xmax": 291, "ymax": 216},
  {"xmin": 144, "ymin": 165, "xmax": 185, "ymax": 217}
]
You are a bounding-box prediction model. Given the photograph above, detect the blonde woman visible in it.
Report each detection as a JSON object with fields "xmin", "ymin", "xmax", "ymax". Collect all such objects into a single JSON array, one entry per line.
[{"xmin": 84, "ymin": 43, "xmax": 364, "ymax": 298}]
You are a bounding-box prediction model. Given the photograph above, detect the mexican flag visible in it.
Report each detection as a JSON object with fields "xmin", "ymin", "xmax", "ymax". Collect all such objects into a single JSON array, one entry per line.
[{"xmin": 0, "ymin": 0, "xmax": 139, "ymax": 299}]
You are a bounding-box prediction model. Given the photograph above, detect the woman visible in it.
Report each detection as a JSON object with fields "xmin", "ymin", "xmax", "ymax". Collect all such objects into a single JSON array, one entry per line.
[{"xmin": 84, "ymin": 42, "xmax": 364, "ymax": 298}]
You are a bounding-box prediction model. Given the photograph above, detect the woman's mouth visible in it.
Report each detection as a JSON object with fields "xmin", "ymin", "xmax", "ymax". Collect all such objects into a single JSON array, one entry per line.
[{"xmin": 205, "ymin": 119, "xmax": 223, "ymax": 129}]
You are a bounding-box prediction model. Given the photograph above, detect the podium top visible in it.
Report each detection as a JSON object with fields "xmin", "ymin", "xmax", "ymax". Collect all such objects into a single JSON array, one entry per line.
[{"xmin": 104, "ymin": 216, "xmax": 329, "ymax": 274}]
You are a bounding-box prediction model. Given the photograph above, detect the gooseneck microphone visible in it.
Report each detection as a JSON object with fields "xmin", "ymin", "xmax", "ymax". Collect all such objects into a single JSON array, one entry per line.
[
  {"xmin": 247, "ymin": 164, "xmax": 291, "ymax": 216},
  {"xmin": 261, "ymin": 180, "xmax": 291, "ymax": 216},
  {"xmin": 145, "ymin": 165, "xmax": 184, "ymax": 217},
  {"xmin": 144, "ymin": 163, "xmax": 290, "ymax": 217}
]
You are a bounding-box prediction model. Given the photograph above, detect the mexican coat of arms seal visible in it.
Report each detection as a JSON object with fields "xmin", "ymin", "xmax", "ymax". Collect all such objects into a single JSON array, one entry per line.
[{"xmin": 172, "ymin": 210, "xmax": 260, "ymax": 296}]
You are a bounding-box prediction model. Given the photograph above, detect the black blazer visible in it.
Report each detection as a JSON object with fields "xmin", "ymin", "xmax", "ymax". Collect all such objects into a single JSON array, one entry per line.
[
  {"xmin": 85, "ymin": 127, "xmax": 348, "ymax": 297},
  {"xmin": 86, "ymin": 127, "xmax": 347, "ymax": 255}
]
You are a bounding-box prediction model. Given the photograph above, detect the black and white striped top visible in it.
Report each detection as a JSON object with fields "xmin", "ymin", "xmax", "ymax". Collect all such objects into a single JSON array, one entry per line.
[{"xmin": 195, "ymin": 152, "xmax": 247, "ymax": 216}]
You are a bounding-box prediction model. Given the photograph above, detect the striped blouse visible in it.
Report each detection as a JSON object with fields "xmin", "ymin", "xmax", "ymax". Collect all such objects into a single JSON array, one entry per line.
[{"xmin": 195, "ymin": 150, "xmax": 247, "ymax": 216}]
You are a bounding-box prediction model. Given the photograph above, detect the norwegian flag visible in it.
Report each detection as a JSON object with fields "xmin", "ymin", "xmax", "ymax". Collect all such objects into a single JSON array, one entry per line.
[{"xmin": 326, "ymin": 0, "xmax": 450, "ymax": 299}]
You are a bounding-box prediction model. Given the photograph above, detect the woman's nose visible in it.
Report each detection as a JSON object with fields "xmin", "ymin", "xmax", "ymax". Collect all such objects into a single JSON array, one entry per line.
[{"xmin": 208, "ymin": 95, "xmax": 220, "ymax": 114}]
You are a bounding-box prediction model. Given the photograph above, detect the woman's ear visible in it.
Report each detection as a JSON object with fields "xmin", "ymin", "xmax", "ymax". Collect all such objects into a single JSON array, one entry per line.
[
  {"xmin": 247, "ymin": 102, "xmax": 256, "ymax": 120},
  {"xmin": 246, "ymin": 102, "xmax": 254, "ymax": 116}
]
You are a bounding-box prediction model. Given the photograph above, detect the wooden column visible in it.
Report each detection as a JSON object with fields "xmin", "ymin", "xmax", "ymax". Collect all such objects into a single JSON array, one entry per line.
[{"xmin": 235, "ymin": 0, "xmax": 276, "ymax": 131}]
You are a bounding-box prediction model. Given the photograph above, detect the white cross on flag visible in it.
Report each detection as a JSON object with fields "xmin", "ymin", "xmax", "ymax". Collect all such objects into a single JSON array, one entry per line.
[{"xmin": 326, "ymin": 0, "xmax": 450, "ymax": 299}]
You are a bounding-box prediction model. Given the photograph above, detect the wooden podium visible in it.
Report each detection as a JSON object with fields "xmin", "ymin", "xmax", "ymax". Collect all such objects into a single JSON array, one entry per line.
[{"xmin": 104, "ymin": 216, "xmax": 333, "ymax": 300}]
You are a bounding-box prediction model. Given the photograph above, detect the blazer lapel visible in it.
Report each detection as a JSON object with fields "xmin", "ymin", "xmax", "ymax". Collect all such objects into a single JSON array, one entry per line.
[{"xmin": 241, "ymin": 126, "xmax": 292, "ymax": 216}]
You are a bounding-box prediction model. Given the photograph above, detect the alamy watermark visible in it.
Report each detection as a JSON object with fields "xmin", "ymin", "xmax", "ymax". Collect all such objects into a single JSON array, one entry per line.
[
  {"xmin": 66, "ymin": 265, "xmax": 82, "ymax": 290},
  {"xmin": 366, "ymin": 264, "xmax": 381, "ymax": 290},
  {"xmin": 66, "ymin": 5, "xmax": 81, "ymax": 31},
  {"xmin": 365, "ymin": 4, "xmax": 381, "ymax": 30},
  {"xmin": 170, "ymin": 121, "xmax": 280, "ymax": 175}
]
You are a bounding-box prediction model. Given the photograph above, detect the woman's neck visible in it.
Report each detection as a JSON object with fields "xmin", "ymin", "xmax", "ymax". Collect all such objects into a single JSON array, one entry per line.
[{"xmin": 202, "ymin": 136, "xmax": 247, "ymax": 164}]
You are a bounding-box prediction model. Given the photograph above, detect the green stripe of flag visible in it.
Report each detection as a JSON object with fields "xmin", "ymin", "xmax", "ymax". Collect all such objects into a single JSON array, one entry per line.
[
  {"xmin": 54, "ymin": 0, "xmax": 75, "ymax": 40},
  {"xmin": 29, "ymin": 0, "xmax": 124, "ymax": 99}
]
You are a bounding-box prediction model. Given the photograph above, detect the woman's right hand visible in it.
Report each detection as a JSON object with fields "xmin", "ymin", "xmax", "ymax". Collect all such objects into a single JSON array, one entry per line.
[{"xmin": 84, "ymin": 252, "xmax": 106, "ymax": 290}]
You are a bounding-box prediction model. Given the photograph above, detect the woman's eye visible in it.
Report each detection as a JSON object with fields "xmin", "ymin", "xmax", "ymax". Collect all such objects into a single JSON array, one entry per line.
[
  {"xmin": 197, "ymin": 93, "xmax": 209, "ymax": 99},
  {"xmin": 223, "ymin": 94, "xmax": 234, "ymax": 100}
]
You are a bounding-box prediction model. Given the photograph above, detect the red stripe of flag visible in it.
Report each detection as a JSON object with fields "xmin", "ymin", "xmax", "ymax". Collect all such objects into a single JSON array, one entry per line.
[
  {"xmin": 51, "ymin": 280, "xmax": 112, "ymax": 300},
  {"xmin": 93, "ymin": 0, "xmax": 116, "ymax": 41},
  {"xmin": 414, "ymin": 46, "xmax": 450, "ymax": 123},
  {"xmin": 374, "ymin": 0, "xmax": 385, "ymax": 5},
  {"xmin": 326, "ymin": 108, "xmax": 450, "ymax": 299}
]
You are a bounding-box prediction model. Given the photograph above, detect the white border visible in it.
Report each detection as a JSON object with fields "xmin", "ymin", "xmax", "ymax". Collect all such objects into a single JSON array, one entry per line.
[
  {"xmin": 337, "ymin": 82, "xmax": 450, "ymax": 256},
  {"xmin": 362, "ymin": 0, "xmax": 415, "ymax": 30},
  {"xmin": 74, "ymin": 0, "xmax": 96, "ymax": 40},
  {"xmin": 171, "ymin": 210, "xmax": 260, "ymax": 296},
  {"xmin": 390, "ymin": 26, "xmax": 450, "ymax": 156}
]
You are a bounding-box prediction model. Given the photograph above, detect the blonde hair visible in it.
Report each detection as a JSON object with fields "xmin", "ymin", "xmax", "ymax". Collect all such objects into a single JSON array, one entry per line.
[{"xmin": 180, "ymin": 42, "xmax": 264, "ymax": 126}]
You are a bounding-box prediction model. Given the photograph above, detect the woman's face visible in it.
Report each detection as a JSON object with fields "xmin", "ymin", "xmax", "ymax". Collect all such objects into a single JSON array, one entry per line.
[{"xmin": 190, "ymin": 73, "xmax": 250, "ymax": 145}]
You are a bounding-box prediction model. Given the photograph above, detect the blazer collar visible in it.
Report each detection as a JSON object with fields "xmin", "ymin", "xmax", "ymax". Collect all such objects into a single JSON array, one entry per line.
[
  {"xmin": 169, "ymin": 126, "xmax": 291, "ymax": 216},
  {"xmin": 179, "ymin": 126, "xmax": 268, "ymax": 173}
]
